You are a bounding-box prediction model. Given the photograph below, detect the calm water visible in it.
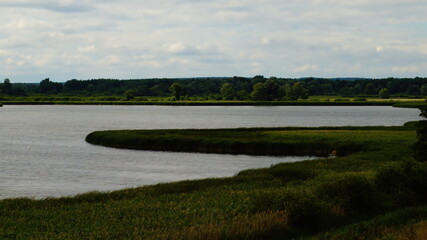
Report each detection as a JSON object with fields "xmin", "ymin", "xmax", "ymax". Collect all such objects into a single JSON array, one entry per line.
[{"xmin": 0, "ymin": 105, "xmax": 421, "ymax": 199}]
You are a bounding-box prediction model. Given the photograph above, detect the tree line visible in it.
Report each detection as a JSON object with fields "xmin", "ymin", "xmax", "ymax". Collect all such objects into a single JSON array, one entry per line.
[{"xmin": 1, "ymin": 76, "xmax": 427, "ymax": 100}]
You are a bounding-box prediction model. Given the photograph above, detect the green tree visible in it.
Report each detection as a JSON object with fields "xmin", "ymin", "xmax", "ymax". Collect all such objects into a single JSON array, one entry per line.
[
  {"xmin": 169, "ymin": 82, "xmax": 181, "ymax": 100},
  {"xmin": 364, "ymin": 83, "xmax": 376, "ymax": 95},
  {"xmin": 321, "ymin": 83, "xmax": 334, "ymax": 94},
  {"xmin": 379, "ymin": 88, "xmax": 390, "ymax": 99},
  {"xmin": 264, "ymin": 80, "xmax": 279, "ymax": 100},
  {"xmin": 220, "ymin": 83, "xmax": 235, "ymax": 100},
  {"xmin": 286, "ymin": 82, "xmax": 309, "ymax": 100},
  {"xmin": 284, "ymin": 83, "xmax": 292, "ymax": 99},
  {"xmin": 339, "ymin": 87, "xmax": 355, "ymax": 97},
  {"xmin": 250, "ymin": 80, "xmax": 279, "ymax": 101},
  {"xmin": 251, "ymin": 82, "xmax": 268, "ymax": 101},
  {"xmin": 278, "ymin": 85, "xmax": 287, "ymax": 99},
  {"xmin": 38, "ymin": 78, "xmax": 62, "ymax": 94},
  {"xmin": 124, "ymin": 90, "xmax": 135, "ymax": 100},
  {"xmin": 406, "ymin": 85, "xmax": 421, "ymax": 95},
  {"xmin": 2, "ymin": 78, "xmax": 12, "ymax": 95},
  {"xmin": 291, "ymin": 82, "xmax": 304, "ymax": 99},
  {"xmin": 413, "ymin": 105, "xmax": 427, "ymax": 162},
  {"xmin": 235, "ymin": 90, "xmax": 249, "ymax": 100}
]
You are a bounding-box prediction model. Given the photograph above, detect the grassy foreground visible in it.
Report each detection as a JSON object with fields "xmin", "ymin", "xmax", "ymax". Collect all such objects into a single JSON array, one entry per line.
[{"xmin": 2, "ymin": 125, "xmax": 427, "ymax": 239}]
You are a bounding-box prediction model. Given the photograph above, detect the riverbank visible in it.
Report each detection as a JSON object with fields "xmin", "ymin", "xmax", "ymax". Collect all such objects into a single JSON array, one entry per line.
[
  {"xmin": 2, "ymin": 124, "xmax": 427, "ymax": 239},
  {"xmin": 0, "ymin": 98, "xmax": 425, "ymax": 108}
]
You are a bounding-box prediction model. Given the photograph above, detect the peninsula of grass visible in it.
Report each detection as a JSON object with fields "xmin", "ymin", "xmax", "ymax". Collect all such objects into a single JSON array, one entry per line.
[
  {"xmin": 85, "ymin": 127, "xmax": 380, "ymax": 157},
  {"xmin": 2, "ymin": 124, "xmax": 427, "ymax": 239}
]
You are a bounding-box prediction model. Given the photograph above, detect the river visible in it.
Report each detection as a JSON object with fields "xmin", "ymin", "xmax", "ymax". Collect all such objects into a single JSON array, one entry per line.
[{"xmin": 0, "ymin": 105, "xmax": 421, "ymax": 199}]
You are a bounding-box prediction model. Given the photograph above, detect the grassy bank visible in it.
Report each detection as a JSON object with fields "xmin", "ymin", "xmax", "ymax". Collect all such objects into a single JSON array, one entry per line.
[
  {"xmin": 0, "ymin": 100, "xmax": 398, "ymax": 106},
  {"xmin": 0, "ymin": 95, "xmax": 425, "ymax": 108},
  {"xmin": 2, "ymin": 125, "xmax": 427, "ymax": 239}
]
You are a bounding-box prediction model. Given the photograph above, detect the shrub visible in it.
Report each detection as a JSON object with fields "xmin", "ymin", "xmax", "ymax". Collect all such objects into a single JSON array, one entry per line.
[
  {"xmin": 413, "ymin": 105, "xmax": 427, "ymax": 161},
  {"xmin": 251, "ymin": 189, "xmax": 321, "ymax": 229},
  {"xmin": 335, "ymin": 143, "xmax": 366, "ymax": 156},
  {"xmin": 375, "ymin": 164, "xmax": 409, "ymax": 194},
  {"xmin": 375, "ymin": 160, "xmax": 427, "ymax": 206},
  {"xmin": 268, "ymin": 166, "xmax": 316, "ymax": 182},
  {"xmin": 379, "ymin": 88, "xmax": 390, "ymax": 99},
  {"xmin": 317, "ymin": 175, "xmax": 376, "ymax": 214}
]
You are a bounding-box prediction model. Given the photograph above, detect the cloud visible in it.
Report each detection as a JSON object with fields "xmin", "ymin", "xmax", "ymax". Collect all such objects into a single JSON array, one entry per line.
[
  {"xmin": 78, "ymin": 45, "xmax": 96, "ymax": 53},
  {"xmin": 294, "ymin": 65, "xmax": 319, "ymax": 73},
  {"xmin": 392, "ymin": 66, "xmax": 419, "ymax": 73},
  {"xmin": 0, "ymin": 1, "xmax": 94, "ymax": 13},
  {"xmin": 1, "ymin": 0, "xmax": 427, "ymax": 82},
  {"xmin": 376, "ymin": 46, "xmax": 384, "ymax": 53}
]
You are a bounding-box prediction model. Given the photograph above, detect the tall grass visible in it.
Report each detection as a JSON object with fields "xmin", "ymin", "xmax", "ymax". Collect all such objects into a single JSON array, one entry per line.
[
  {"xmin": 1, "ymin": 95, "xmax": 423, "ymax": 107},
  {"xmin": 1, "ymin": 125, "xmax": 427, "ymax": 239},
  {"xmin": 85, "ymin": 127, "xmax": 387, "ymax": 157}
]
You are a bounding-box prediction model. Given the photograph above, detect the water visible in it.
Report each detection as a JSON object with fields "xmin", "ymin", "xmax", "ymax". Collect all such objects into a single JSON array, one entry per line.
[{"xmin": 0, "ymin": 105, "xmax": 421, "ymax": 199}]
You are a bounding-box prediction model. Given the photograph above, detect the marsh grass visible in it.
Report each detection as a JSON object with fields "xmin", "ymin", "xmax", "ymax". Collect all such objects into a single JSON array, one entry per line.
[
  {"xmin": 2, "ymin": 94, "xmax": 424, "ymax": 108},
  {"xmin": 86, "ymin": 127, "xmax": 402, "ymax": 157},
  {"xmin": 2, "ymin": 125, "xmax": 427, "ymax": 239}
]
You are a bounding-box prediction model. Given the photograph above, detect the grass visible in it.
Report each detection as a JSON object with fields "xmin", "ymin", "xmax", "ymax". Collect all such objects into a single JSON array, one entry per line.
[
  {"xmin": 1, "ymin": 95, "xmax": 426, "ymax": 108},
  {"xmin": 86, "ymin": 126, "xmax": 412, "ymax": 157},
  {"xmin": 1, "ymin": 124, "xmax": 427, "ymax": 239}
]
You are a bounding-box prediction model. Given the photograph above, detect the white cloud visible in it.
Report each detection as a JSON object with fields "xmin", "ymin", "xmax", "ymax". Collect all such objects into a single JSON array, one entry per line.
[
  {"xmin": 376, "ymin": 46, "xmax": 384, "ymax": 53},
  {"xmin": 392, "ymin": 66, "xmax": 419, "ymax": 73},
  {"xmin": 78, "ymin": 45, "xmax": 96, "ymax": 53},
  {"xmin": 102, "ymin": 55, "xmax": 120, "ymax": 65},
  {"xmin": 294, "ymin": 65, "xmax": 319, "ymax": 73},
  {"xmin": 166, "ymin": 42, "xmax": 188, "ymax": 54}
]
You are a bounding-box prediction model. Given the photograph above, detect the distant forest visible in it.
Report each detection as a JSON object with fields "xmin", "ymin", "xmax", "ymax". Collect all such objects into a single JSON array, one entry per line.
[{"xmin": 1, "ymin": 76, "xmax": 427, "ymax": 101}]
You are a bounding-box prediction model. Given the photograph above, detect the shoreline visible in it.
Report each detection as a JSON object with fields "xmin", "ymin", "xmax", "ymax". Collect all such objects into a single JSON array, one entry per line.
[{"xmin": 0, "ymin": 100, "xmax": 424, "ymax": 108}]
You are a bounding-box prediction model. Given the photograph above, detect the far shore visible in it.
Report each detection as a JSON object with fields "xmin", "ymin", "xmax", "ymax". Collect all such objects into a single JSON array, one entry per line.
[{"xmin": 0, "ymin": 99, "xmax": 425, "ymax": 108}]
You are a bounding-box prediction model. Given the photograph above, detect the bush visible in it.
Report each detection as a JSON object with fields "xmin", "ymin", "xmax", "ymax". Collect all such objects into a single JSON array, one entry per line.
[
  {"xmin": 251, "ymin": 189, "xmax": 321, "ymax": 229},
  {"xmin": 375, "ymin": 160, "xmax": 427, "ymax": 206},
  {"xmin": 375, "ymin": 164, "xmax": 409, "ymax": 194},
  {"xmin": 414, "ymin": 120, "xmax": 427, "ymax": 162},
  {"xmin": 317, "ymin": 175, "xmax": 376, "ymax": 214},
  {"xmin": 379, "ymin": 88, "xmax": 390, "ymax": 99},
  {"xmin": 268, "ymin": 166, "xmax": 316, "ymax": 182}
]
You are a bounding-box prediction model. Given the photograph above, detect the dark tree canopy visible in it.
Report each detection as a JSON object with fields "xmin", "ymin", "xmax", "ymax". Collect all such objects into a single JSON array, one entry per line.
[
  {"xmin": 379, "ymin": 88, "xmax": 390, "ymax": 99},
  {"xmin": 2, "ymin": 78, "xmax": 12, "ymax": 95},
  {"xmin": 38, "ymin": 78, "xmax": 62, "ymax": 94},
  {"xmin": 220, "ymin": 83, "xmax": 235, "ymax": 100},
  {"xmin": 169, "ymin": 82, "xmax": 182, "ymax": 100},
  {"xmin": 413, "ymin": 104, "xmax": 427, "ymax": 162},
  {"xmin": 2, "ymin": 77, "xmax": 427, "ymax": 99}
]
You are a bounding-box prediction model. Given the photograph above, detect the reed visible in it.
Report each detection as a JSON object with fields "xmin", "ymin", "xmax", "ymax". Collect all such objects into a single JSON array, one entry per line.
[
  {"xmin": 85, "ymin": 128, "xmax": 378, "ymax": 157},
  {"xmin": 2, "ymin": 125, "xmax": 427, "ymax": 239}
]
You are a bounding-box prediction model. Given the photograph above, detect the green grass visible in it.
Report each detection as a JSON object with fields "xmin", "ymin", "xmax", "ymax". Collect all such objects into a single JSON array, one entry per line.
[
  {"xmin": 86, "ymin": 126, "xmax": 413, "ymax": 157},
  {"xmin": 1, "ymin": 94, "xmax": 425, "ymax": 107},
  {"xmin": 2, "ymin": 125, "xmax": 427, "ymax": 239}
]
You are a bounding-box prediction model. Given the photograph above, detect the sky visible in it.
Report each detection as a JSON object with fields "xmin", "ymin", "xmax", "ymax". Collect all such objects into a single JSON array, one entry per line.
[{"xmin": 1, "ymin": 0, "xmax": 427, "ymax": 83}]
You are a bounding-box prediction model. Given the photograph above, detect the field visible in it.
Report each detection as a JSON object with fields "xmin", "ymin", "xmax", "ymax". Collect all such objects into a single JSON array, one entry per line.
[{"xmin": 1, "ymin": 123, "xmax": 427, "ymax": 239}]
